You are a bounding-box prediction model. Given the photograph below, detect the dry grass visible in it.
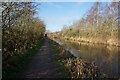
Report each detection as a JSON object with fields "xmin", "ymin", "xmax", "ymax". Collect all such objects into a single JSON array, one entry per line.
[{"xmin": 50, "ymin": 39, "xmax": 107, "ymax": 78}]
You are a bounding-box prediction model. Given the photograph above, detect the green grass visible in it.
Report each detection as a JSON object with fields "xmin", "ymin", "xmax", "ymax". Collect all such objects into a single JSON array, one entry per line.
[{"xmin": 2, "ymin": 39, "xmax": 44, "ymax": 79}]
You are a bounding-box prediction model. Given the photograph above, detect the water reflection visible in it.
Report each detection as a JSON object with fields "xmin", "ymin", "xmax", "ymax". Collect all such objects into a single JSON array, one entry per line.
[{"xmin": 55, "ymin": 39, "xmax": 120, "ymax": 78}]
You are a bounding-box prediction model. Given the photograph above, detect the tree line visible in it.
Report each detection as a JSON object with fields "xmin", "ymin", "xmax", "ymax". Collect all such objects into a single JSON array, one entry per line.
[
  {"xmin": 1, "ymin": 2, "xmax": 45, "ymax": 63},
  {"xmin": 58, "ymin": 2, "xmax": 119, "ymax": 46}
]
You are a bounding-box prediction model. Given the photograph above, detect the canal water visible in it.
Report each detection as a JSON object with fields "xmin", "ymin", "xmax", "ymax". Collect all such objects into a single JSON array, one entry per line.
[{"xmin": 53, "ymin": 38, "xmax": 120, "ymax": 78}]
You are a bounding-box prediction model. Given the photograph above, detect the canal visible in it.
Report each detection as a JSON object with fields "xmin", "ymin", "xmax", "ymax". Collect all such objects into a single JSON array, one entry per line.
[{"xmin": 53, "ymin": 38, "xmax": 120, "ymax": 78}]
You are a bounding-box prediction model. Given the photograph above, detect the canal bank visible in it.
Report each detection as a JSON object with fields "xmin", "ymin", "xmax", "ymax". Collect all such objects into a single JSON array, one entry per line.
[
  {"xmin": 49, "ymin": 37, "xmax": 120, "ymax": 78},
  {"xmin": 49, "ymin": 38, "xmax": 109, "ymax": 78},
  {"xmin": 56, "ymin": 36, "xmax": 120, "ymax": 47}
]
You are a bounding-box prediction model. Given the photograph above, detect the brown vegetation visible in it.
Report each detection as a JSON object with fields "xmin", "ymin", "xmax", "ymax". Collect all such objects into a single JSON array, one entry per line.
[
  {"xmin": 1, "ymin": 3, "xmax": 45, "ymax": 77},
  {"xmin": 51, "ymin": 2, "xmax": 120, "ymax": 46}
]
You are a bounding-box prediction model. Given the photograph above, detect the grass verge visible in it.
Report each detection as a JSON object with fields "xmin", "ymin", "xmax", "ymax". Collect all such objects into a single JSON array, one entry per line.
[{"xmin": 49, "ymin": 39, "xmax": 72, "ymax": 78}]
